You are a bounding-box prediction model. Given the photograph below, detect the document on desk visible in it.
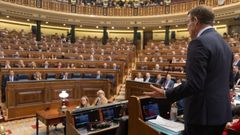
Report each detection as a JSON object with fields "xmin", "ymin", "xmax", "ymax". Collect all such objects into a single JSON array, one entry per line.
[{"xmin": 147, "ymin": 115, "xmax": 184, "ymax": 135}]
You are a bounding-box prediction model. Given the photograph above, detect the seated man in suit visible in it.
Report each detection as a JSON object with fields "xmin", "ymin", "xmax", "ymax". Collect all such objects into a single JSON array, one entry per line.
[
  {"xmin": 95, "ymin": 70, "xmax": 106, "ymax": 79},
  {"xmin": 155, "ymin": 74, "xmax": 164, "ymax": 86},
  {"xmin": 162, "ymin": 74, "xmax": 175, "ymax": 90},
  {"xmin": 144, "ymin": 72, "xmax": 155, "ymax": 83},
  {"xmin": 1, "ymin": 70, "xmax": 18, "ymax": 102},
  {"xmin": 112, "ymin": 63, "xmax": 119, "ymax": 70},
  {"xmin": 61, "ymin": 72, "xmax": 69, "ymax": 80}
]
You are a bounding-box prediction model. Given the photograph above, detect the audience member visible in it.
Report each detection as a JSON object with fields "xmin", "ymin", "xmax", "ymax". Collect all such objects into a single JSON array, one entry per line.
[
  {"xmin": 162, "ymin": 74, "xmax": 174, "ymax": 90},
  {"xmin": 80, "ymin": 96, "xmax": 90, "ymax": 108},
  {"xmin": 144, "ymin": 72, "xmax": 154, "ymax": 83},
  {"xmin": 33, "ymin": 71, "xmax": 42, "ymax": 80},
  {"xmin": 4, "ymin": 60, "xmax": 11, "ymax": 69},
  {"xmin": 134, "ymin": 72, "xmax": 144, "ymax": 82},
  {"xmin": 93, "ymin": 90, "xmax": 108, "ymax": 106}
]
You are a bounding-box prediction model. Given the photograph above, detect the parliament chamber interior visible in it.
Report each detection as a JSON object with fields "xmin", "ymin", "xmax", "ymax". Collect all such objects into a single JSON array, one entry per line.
[{"xmin": 0, "ymin": 0, "xmax": 239, "ymax": 134}]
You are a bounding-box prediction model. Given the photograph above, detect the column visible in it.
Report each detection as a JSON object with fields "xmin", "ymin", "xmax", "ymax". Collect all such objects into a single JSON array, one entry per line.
[
  {"xmin": 164, "ymin": 25, "xmax": 170, "ymax": 45},
  {"xmin": 36, "ymin": 20, "xmax": 41, "ymax": 42},
  {"xmin": 133, "ymin": 27, "xmax": 138, "ymax": 46},
  {"xmin": 143, "ymin": 30, "xmax": 153, "ymax": 49},
  {"xmin": 70, "ymin": 25, "xmax": 76, "ymax": 43},
  {"xmin": 102, "ymin": 27, "xmax": 108, "ymax": 45}
]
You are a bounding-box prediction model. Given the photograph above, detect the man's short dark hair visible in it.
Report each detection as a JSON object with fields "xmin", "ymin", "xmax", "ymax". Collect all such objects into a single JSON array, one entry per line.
[{"xmin": 188, "ymin": 5, "xmax": 215, "ymax": 25}]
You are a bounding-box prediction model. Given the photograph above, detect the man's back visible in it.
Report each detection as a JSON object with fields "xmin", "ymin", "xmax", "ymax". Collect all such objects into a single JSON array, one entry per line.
[{"xmin": 184, "ymin": 28, "xmax": 233, "ymax": 125}]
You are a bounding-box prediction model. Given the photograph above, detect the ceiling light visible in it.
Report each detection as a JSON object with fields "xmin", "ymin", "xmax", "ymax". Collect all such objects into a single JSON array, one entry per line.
[
  {"xmin": 45, "ymin": 22, "xmax": 48, "ymax": 24},
  {"xmin": 6, "ymin": 16, "xmax": 9, "ymax": 18},
  {"xmin": 96, "ymin": 26, "xmax": 99, "ymax": 29},
  {"xmin": 112, "ymin": 26, "xmax": 114, "ymax": 29}
]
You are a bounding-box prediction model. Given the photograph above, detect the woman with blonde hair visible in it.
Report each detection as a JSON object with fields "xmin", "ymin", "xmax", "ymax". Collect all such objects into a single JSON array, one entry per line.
[
  {"xmin": 93, "ymin": 90, "xmax": 108, "ymax": 106},
  {"xmin": 80, "ymin": 96, "xmax": 90, "ymax": 108}
]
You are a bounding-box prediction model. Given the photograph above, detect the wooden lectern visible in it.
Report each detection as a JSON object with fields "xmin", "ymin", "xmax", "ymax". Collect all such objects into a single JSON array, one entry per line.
[{"xmin": 128, "ymin": 96, "xmax": 162, "ymax": 135}]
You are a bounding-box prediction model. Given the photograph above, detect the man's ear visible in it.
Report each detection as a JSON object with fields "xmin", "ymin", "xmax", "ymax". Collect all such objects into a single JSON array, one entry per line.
[{"xmin": 193, "ymin": 16, "xmax": 199, "ymax": 25}]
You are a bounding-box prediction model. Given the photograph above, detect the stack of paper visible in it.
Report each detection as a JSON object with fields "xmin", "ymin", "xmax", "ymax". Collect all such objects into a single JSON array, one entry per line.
[{"xmin": 146, "ymin": 115, "xmax": 184, "ymax": 135}]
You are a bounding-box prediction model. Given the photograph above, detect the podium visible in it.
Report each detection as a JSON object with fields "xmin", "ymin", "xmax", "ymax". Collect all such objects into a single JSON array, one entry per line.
[{"xmin": 128, "ymin": 96, "xmax": 171, "ymax": 135}]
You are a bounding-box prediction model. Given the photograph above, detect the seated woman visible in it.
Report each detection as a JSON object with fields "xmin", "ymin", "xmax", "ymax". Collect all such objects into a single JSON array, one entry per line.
[
  {"xmin": 92, "ymin": 90, "xmax": 108, "ymax": 106},
  {"xmin": 4, "ymin": 60, "xmax": 11, "ymax": 69},
  {"xmin": 134, "ymin": 72, "xmax": 144, "ymax": 82},
  {"xmin": 33, "ymin": 72, "xmax": 42, "ymax": 80},
  {"xmin": 80, "ymin": 96, "xmax": 90, "ymax": 108}
]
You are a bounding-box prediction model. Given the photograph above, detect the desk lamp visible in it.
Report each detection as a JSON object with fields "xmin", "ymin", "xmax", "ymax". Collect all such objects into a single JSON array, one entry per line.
[{"xmin": 59, "ymin": 90, "xmax": 69, "ymax": 112}]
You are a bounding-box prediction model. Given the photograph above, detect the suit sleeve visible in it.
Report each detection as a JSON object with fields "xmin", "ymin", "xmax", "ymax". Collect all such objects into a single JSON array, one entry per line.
[{"xmin": 166, "ymin": 39, "xmax": 209, "ymax": 102}]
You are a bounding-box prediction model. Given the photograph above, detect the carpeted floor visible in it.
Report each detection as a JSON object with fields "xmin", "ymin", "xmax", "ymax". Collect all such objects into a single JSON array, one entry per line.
[{"xmin": 0, "ymin": 117, "xmax": 65, "ymax": 135}]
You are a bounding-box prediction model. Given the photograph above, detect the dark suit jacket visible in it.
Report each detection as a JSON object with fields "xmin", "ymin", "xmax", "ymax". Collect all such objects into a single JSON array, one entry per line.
[
  {"xmin": 163, "ymin": 79, "xmax": 174, "ymax": 90},
  {"xmin": 166, "ymin": 28, "xmax": 233, "ymax": 125},
  {"xmin": 144, "ymin": 77, "xmax": 155, "ymax": 83}
]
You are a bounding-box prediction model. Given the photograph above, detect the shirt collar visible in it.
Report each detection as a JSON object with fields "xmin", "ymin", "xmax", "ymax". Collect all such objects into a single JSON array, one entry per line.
[{"xmin": 197, "ymin": 26, "xmax": 213, "ymax": 38}]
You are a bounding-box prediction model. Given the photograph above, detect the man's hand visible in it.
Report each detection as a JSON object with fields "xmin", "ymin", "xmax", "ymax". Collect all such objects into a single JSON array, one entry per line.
[{"xmin": 143, "ymin": 84, "xmax": 166, "ymax": 98}]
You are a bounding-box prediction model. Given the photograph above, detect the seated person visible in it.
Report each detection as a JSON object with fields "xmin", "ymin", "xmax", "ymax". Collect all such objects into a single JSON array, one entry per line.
[
  {"xmin": 103, "ymin": 63, "xmax": 108, "ymax": 69},
  {"xmin": 4, "ymin": 60, "xmax": 11, "ymax": 69},
  {"xmin": 112, "ymin": 63, "xmax": 119, "ymax": 70},
  {"xmin": 43, "ymin": 60, "xmax": 49, "ymax": 69},
  {"xmin": 30, "ymin": 61, "xmax": 37, "ymax": 69},
  {"xmin": 1, "ymin": 70, "xmax": 18, "ymax": 102},
  {"xmin": 62, "ymin": 72, "xmax": 69, "ymax": 80},
  {"xmin": 95, "ymin": 70, "xmax": 106, "ymax": 79},
  {"xmin": 57, "ymin": 62, "xmax": 62, "ymax": 69},
  {"xmin": 155, "ymin": 74, "xmax": 164, "ymax": 85},
  {"xmin": 154, "ymin": 64, "xmax": 160, "ymax": 71},
  {"xmin": 92, "ymin": 90, "xmax": 108, "ymax": 106},
  {"xmin": 17, "ymin": 60, "xmax": 25, "ymax": 68},
  {"xmin": 70, "ymin": 63, "xmax": 76, "ymax": 69},
  {"xmin": 144, "ymin": 72, "xmax": 155, "ymax": 83},
  {"xmin": 89, "ymin": 55, "xmax": 95, "ymax": 61},
  {"xmin": 174, "ymin": 78, "xmax": 182, "ymax": 88},
  {"xmin": 134, "ymin": 72, "xmax": 144, "ymax": 82},
  {"xmin": 0, "ymin": 51, "xmax": 5, "ymax": 58},
  {"xmin": 80, "ymin": 96, "xmax": 90, "ymax": 108},
  {"xmin": 162, "ymin": 74, "xmax": 175, "ymax": 90},
  {"xmin": 33, "ymin": 72, "xmax": 42, "ymax": 80}
]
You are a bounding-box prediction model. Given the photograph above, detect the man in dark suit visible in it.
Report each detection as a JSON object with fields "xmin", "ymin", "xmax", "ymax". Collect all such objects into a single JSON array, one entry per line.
[
  {"xmin": 162, "ymin": 74, "xmax": 174, "ymax": 90},
  {"xmin": 155, "ymin": 73, "xmax": 164, "ymax": 86},
  {"xmin": 145, "ymin": 6, "xmax": 233, "ymax": 135},
  {"xmin": 1, "ymin": 70, "xmax": 18, "ymax": 102},
  {"xmin": 144, "ymin": 72, "xmax": 155, "ymax": 83},
  {"xmin": 95, "ymin": 70, "xmax": 106, "ymax": 79}
]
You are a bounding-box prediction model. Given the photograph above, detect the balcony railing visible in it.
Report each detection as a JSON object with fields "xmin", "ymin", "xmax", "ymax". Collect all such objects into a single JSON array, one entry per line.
[{"xmin": 1, "ymin": 0, "xmax": 239, "ymax": 16}]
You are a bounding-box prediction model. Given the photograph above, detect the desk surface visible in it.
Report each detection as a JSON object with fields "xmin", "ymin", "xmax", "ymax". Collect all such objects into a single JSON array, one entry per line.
[{"xmin": 37, "ymin": 109, "xmax": 66, "ymax": 120}]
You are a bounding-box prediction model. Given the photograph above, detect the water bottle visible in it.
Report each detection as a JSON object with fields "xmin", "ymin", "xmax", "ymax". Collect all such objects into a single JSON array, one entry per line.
[{"xmin": 170, "ymin": 102, "xmax": 177, "ymax": 121}]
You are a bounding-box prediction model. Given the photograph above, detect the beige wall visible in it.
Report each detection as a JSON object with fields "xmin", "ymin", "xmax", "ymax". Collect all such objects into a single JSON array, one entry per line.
[
  {"xmin": 153, "ymin": 25, "xmax": 227, "ymax": 40},
  {"xmin": 0, "ymin": 19, "xmax": 32, "ymax": 32},
  {"xmin": 41, "ymin": 25, "xmax": 69, "ymax": 36}
]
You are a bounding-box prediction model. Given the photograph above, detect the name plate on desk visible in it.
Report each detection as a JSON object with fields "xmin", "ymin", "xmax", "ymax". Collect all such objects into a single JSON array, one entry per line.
[{"xmin": 146, "ymin": 115, "xmax": 184, "ymax": 135}]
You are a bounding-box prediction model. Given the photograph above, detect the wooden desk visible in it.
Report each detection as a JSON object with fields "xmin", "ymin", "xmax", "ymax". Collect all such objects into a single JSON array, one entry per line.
[
  {"xmin": 6, "ymin": 79, "xmax": 112, "ymax": 120},
  {"xmin": 36, "ymin": 109, "xmax": 66, "ymax": 135}
]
